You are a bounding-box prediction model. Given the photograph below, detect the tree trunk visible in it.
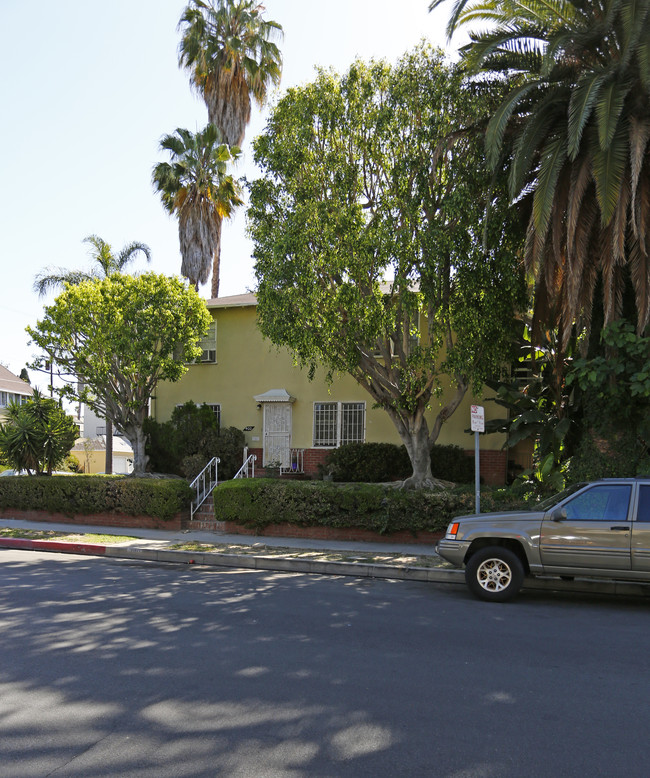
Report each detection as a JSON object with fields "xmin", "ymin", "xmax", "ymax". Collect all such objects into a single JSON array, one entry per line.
[
  {"xmin": 122, "ymin": 424, "xmax": 149, "ymax": 475},
  {"xmin": 104, "ymin": 417, "xmax": 113, "ymax": 475},
  {"xmin": 399, "ymin": 423, "xmax": 447, "ymax": 490},
  {"xmin": 210, "ymin": 218, "xmax": 223, "ymax": 299}
]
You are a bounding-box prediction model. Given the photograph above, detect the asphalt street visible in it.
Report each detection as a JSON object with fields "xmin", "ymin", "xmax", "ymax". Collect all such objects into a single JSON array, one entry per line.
[{"xmin": 1, "ymin": 550, "xmax": 650, "ymax": 777}]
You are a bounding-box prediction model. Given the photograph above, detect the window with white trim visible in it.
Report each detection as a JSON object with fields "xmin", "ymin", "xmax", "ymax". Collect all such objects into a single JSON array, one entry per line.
[
  {"xmin": 197, "ymin": 322, "xmax": 217, "ymax": 363},
  {"xmin": 313, "ymin": 402, "xmax": 366, "ymax": 447},
  {"xmin": 203, "ymin": 403, "xmax": 221, "ymax": 428}
]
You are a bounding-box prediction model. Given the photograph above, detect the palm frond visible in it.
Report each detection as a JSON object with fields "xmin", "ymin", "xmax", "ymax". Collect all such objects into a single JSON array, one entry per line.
[
  {"xmin": 532, "ymin": 133, "xmax": 567, "ymax": 240},
  {"xmin": 567, "ymin": 69, "xmax": 609, "ymax": 159},
  {"xmin": 595, "ymin": 79, "xmax": 631, "ymax": 150},
  {"xmin": 485, "ymin": 80, "xmax": 543, "ymax": 169},
  {"xmin": 592, "ymin": 124, "xmax": 629, "ymax": 225}
]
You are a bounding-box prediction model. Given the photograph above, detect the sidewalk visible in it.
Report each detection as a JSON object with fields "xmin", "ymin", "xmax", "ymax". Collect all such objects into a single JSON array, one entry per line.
[
  {"xmin": 2, "ymin": 517, "xmax": 650, "ymax": 598},
  {"xmin": 0, "ymin": 517, "xmax": 457, "ymax": 584}
]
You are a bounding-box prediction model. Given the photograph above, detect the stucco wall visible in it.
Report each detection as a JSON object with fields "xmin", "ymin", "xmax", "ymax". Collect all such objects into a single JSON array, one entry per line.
[{"xmin": 153, "ymin": 303, "xmax": 508, "ymax": 459}]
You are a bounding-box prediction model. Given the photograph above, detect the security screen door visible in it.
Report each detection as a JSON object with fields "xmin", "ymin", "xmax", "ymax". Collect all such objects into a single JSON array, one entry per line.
[{"xmin": 263, "ymin": 402, "xmax": 291, "ymax": 468}]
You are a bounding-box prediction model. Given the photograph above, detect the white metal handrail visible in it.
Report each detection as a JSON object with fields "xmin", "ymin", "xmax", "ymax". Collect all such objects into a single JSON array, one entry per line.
[
  {"xmin": 234, "ymin": 454, "xmax": 256, "ymax": 479},
  {"xmin": 280, "ymin": 449, "xmax": 304, "ymax": 474},
  {"xmin": 190, "ymin": 456, "xmax": 220, "ymax": 520}
]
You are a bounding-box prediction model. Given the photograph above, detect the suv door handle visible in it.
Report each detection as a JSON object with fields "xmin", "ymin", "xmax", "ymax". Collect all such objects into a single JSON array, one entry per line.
[{"xmin": 610, "ymin": 526, "xmax": 629, "ymax": 531}]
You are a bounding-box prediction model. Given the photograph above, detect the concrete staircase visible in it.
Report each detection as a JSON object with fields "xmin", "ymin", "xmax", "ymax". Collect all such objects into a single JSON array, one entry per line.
[{"xmin": 184, "ymin": 494, "xmax": 225, "ymax": 532}]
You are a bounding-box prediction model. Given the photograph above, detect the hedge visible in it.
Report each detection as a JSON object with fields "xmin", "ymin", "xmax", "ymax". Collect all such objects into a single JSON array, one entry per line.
[
  {"xmin": 213, "ymin": 479, "xmax": 527, "ymax": 535},
  {"xmin": 321, "ymin": 442, "xmax": 475, "ymax": 483},
  {"xmin": 0, "ymin": 475, "xmax": 193, "ymax": 522}
]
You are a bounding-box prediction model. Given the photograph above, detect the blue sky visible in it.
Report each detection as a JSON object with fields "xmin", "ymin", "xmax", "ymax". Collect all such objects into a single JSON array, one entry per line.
[{"xmin": 0, "ymin": 0, "xmax": 459, "ymax": 384}]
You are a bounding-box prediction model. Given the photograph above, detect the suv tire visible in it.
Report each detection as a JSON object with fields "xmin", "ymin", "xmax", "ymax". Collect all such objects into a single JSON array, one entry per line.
[{"xmin": 465, "ymin": 546, "xmax": 524, "ymax": 602}]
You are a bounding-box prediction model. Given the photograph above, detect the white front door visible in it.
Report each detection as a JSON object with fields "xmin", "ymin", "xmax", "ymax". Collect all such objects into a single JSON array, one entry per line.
[{"xmin": 263, "ymin": 402, "xmax": 291, "ymax": 467}]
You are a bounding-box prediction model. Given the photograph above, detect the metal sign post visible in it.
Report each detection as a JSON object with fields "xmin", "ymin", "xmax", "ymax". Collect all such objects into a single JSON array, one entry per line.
[{"xmin": 470, "ymin": 405, "xmax": 485, "ymax": 514}]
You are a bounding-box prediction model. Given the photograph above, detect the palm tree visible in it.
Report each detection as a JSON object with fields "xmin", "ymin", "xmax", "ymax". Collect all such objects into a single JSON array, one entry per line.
[
  {"xmin": 430, "ymin": 0, "xmax": 650, "ymax": 347},
  {"xmin": 34, "ymin": 235, "xmax": 151, "ymax": 473},
  {"xmin": 152, "ymin": 124, "xmax": 243, "ymax": 298},
  {"xmin": 178, "ymin": 0, "xmax": 283, "ymax": 148},
  {"xmin": 34, "ymin": 235, "xmax": 151, "ymax": 296}
]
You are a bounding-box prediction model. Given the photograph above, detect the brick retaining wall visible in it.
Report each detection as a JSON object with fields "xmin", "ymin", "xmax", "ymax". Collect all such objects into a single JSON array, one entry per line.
[
  {"xmin": 187, "ymin": 518, "xmax": 443, "ymax": 545},
  {"xmin": 0, "ymin": 508, "xmax": 185, "ymax": 531}
]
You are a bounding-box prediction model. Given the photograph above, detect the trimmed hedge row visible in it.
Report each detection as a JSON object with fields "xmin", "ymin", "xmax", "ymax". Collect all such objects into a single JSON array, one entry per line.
[
  {"xmin": 321, "ymin": 442, "xmax": 475, "ymax": 483},
  {"xmin": 213, "ymin": 479, "xmax": 526, "ymax": 535},
  {"xmin": 0, "ymin": 475, "xmax": 193, "ymax": 522}
]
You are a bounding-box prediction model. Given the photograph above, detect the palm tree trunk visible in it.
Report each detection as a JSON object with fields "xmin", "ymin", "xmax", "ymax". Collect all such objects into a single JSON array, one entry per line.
[{"xmin": 210, "ymin": 217, "xmax": 223, "ymax": 299}]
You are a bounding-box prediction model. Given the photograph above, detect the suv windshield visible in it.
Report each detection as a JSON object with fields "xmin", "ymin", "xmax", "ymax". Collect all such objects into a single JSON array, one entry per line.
[{"xmin": 531, "ymin": 483, "xmax": 587, "ymax": 513}]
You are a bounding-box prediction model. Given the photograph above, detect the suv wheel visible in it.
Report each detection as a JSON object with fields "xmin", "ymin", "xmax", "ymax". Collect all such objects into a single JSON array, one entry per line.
[{"xmin": 465, "ymin": 547, "xmax": 524, "ymax": 602}]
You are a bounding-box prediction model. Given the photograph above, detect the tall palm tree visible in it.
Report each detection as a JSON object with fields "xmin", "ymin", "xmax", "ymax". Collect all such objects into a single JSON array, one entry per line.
[
  {"xmin": 430, "ymin": 0, "xmax": 650, "ymax": 347},
  {"xmin": 178, "ymin": 0, "xmax": 283, "ymax": 148},
  {"xmin": 34, "ymin": 235, "xmax": 151, "ymax": 473},
  {"xmin": 152, "ymin": 124, "xmax": 242, "ymax": 298}
]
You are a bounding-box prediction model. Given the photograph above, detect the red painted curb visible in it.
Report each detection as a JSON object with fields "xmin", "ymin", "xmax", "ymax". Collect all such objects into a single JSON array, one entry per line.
[{"xmin": 0, "ymin": 538, "xmax": 107, "ymax": 556}]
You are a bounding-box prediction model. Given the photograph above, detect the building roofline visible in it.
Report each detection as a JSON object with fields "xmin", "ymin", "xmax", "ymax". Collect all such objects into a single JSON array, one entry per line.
[
  {"xmin": 0, "ymin": 365, "xmax": 34, "ymax": 396},
  {"xmin": 205, "ymin": 292, "xmax": 257, "ymax": 309}
]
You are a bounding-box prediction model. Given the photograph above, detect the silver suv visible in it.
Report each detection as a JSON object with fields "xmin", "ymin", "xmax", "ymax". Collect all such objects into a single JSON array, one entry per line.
[{"xmin": 436, "ymin": 478, "xmax": 650, "ymax": 601}]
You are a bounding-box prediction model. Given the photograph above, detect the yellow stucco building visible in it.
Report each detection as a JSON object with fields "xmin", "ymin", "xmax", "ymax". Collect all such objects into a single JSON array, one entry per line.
[{"xmin": 153, "ymin": 293, "xmax": 509, "ymax": 483}]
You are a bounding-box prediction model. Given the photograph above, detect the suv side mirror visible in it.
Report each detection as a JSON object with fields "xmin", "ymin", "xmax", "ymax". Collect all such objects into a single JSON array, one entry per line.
[{"xmin": 552, "ymin": 507, "xmax": 567, "ymax": 522}]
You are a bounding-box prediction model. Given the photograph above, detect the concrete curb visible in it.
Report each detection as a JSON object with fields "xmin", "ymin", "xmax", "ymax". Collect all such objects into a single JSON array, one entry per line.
[{"xmin": 3, "ymin": 537, "xmax": 650, "ymax": 597}]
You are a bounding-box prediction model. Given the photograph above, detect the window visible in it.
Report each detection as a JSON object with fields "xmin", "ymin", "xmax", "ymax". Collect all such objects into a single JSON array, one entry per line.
[
  {"xmin": 637, "ymin": 486, "xmax": 650, "ymax": 521},
  {"xmin": 198, "ymin": 322, "xmax": 217, "ymax": 363},
  {"xmin": 203, "ymin": 403, "xmax": 221, "ymax": 428},
  {"xmin": 0, "ymin": 392, "xmax": 29, "ymax": 408},
  {"xmin": 564, "ymin": 484, "xmax": 631, "ymax": 522},
  {"xmin": 313, "ymin": 402, "xmax": 365, "ymax": 447}
]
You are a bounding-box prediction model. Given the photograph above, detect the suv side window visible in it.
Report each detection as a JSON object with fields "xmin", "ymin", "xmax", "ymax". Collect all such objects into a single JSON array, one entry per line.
[
  {"xmin": 564, "ymin": 485, "xmax": 631, "ymax": 521},
  {"xmin": 637, "ymin": 485, "xmax": 650, "ymax": 521}
]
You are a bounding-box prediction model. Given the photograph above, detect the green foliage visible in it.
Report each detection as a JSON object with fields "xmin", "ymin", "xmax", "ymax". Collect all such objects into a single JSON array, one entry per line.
[
  {"xmin": 431, "ymin": 0, "xmax": 650, "ymax": 338},
  {"xmin": 431, "ymin": 444, "xmax": 475, "ymax": 483},
  {"xmin": 0, "ymin": 390, "xmax": 78, "ymax": 475},
  {"xmin": 567, "ymin": 321, "xmax": 650, "ymax": 477},
  {"xmin": 0, "ymin": 476, "xmax": 192, "ymax": 521},
  {"xmin": 248, "ymin": 44, "xmax": 525, "ymax": 487},
  {"xmin": 568, "ymin": 321, "xmax": 650, "ymax": 439},
  {"xmin": 152, "ymin": 125, "xmax": 243, "ymax": 293},
  {"xmin": 213, "ymin": 479, "xmax": 528, "ymax": 534},
  {"xmin": 34, "ymin": 234, "xmax": 151, "ymax": 298},
  {"xmin": 27, "ymin": 273, "xmax": 212, "ymax": 474},
  {"xmin": 567, "ymin": 429, "xmax": 650, "ymax": 482},
  {"xmin": 485, "ymin": 326, "xmax": 576, "ymax": 494},
  {"xmin": 321, "ymin": 442, "xmax": 474, "ymax": 483},
  {"xmin": 321, "ymin": 443, "xmax": 410, "ymax": 482},
  {"xmin": 145, "ymin": 401, "xmax": 245, "ymax": 480}
]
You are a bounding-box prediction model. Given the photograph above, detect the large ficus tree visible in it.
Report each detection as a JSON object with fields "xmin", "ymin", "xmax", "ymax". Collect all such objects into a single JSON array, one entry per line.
[
  {"xmin": 248, "ymin": 46, "xmax": 526, "ymax": 489},
  {"xmin": 27, "ymin": 274, "xmax": 212, "ymax": 474},
  {"xmin": 33, "ymin": 234, "xmax": 151, "ymax": 473},
  {"xmin": 430, "ymin": 0, "xmax": 650, "ymax": 348}
]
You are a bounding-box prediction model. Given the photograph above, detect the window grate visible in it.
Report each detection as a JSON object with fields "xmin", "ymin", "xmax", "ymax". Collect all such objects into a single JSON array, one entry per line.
[{"xmin": 313, "ymin": 402, "xmax": 365, "ymax": 447}]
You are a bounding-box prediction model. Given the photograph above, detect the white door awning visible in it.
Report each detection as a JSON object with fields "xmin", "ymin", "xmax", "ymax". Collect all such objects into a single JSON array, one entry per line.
[{"xmin": 254, "ymin": 389, "xmax": 296, "ymax": 404}]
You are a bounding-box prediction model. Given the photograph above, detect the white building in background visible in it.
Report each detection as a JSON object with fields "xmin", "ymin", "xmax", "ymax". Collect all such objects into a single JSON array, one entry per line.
[
  {"xmin": 0, "ymin": 365, "xmax": 33, "ymax": 418},
  {"xmin": 68, "ymin": 405, "xmax": 134, "ymax": 474}
]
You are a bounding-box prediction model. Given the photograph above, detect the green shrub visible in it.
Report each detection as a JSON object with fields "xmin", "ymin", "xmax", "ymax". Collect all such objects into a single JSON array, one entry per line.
[
  {"xmin": 321, "ymin": 441, "xmax": 475, "ymax": 483},
  {"xmin": 0, "ymin": 475, "xmax": 192, "ymax": 521},
  {"xmin": 567, "ymin": 429, "xmax": 650, "ymax": 482},
  {"xmin": 145, "ymin": 401, "xmax": 245, "ymax": 479},
  {"xmin": 213, "ymin": 479, "xmax": 487, "ymax": 534},
  {"xmin": 320, "ymin": 443, "xmax": 410, "ymax": 482}
]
